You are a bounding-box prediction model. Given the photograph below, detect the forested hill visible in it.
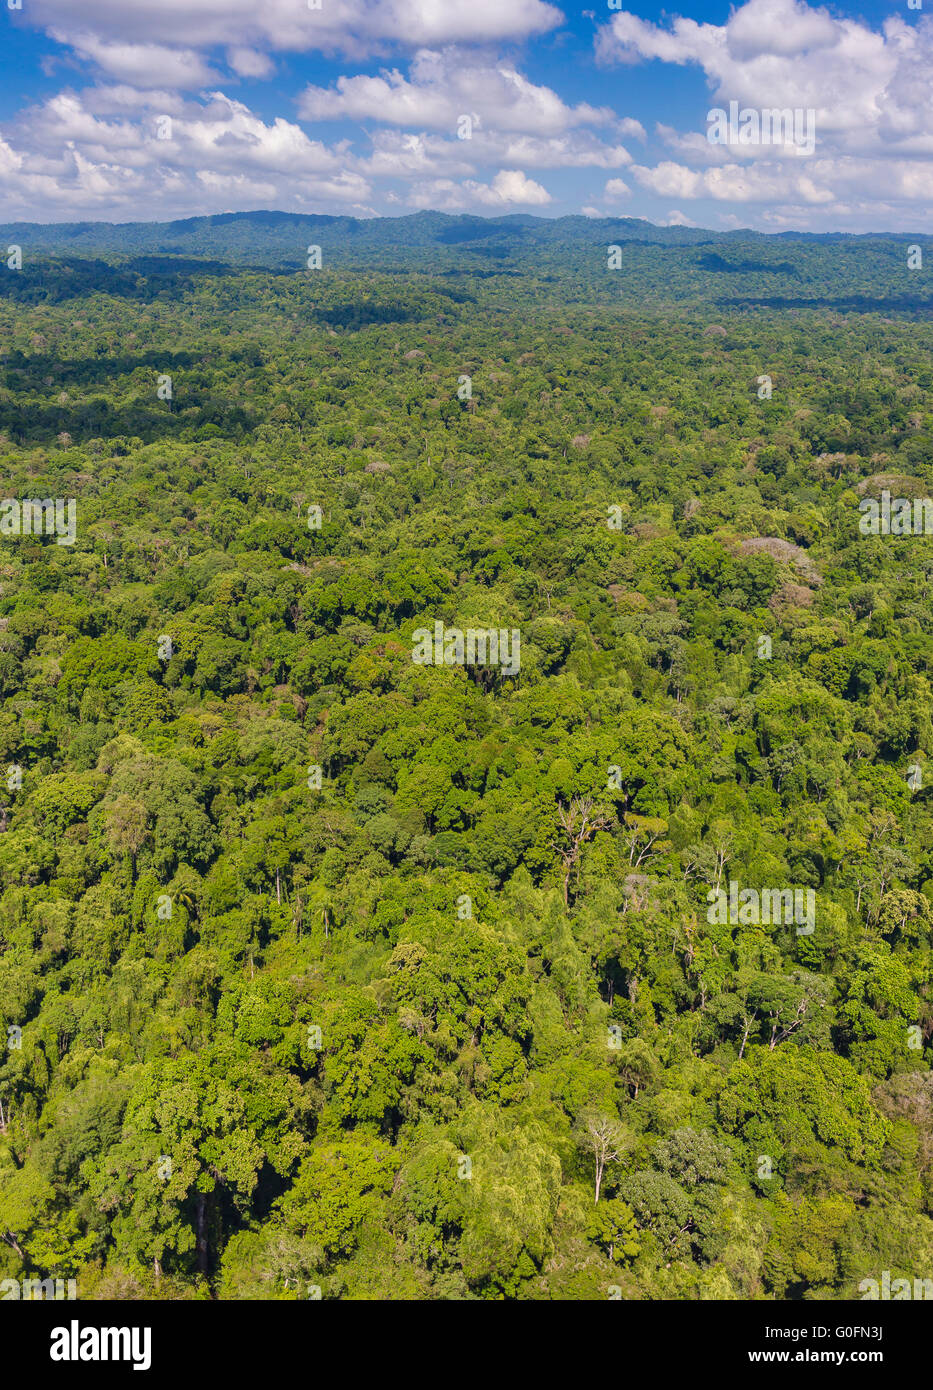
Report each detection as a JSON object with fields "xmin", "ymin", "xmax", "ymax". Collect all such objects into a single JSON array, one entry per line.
[
  {"xmin": 0, "ymin": 210, "xmax": 930, "ymax": 313},
  {"xmin": 1, "ymin": 210, "xmax": 724, "ymax": 259},
  {"xmin": 1, "ymin": 214, "xmax": 933, "ymax": 1301}
]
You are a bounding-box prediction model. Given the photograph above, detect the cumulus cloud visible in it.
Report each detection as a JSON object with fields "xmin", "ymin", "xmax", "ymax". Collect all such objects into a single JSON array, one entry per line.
[
  {"xmin": 48, "ymin": 31, "xmax": 219, "ymax": 88},
  {"xmin": 631, "ymin": 155, "xmax": 933, "ymax": 207},
  {"xmin": 3, "ymin": 0, "xmax": 930, "ymax": 228},
  {"xmin": 0, "ymin": 90, "xmax": 371, "ymax": 219},
  {"xmin": 81, "ymin": 86, "xmax": 188, "ymax": 115},
  {"xmin": 632, "ymin": 158, "xmax": 841, "ymax": 204},
  {"xmin": 408, "ymin": 168, "xmax": 551, "ymax": 209},
  {"xmin": 178, "ymin": 93, "xmax": 346, "ymax": 175},
  {"xmin": 294, "ymin": 47, "xmax": 634, "ymax": 202},
  {"xmin": 471, "ymin": 168, "xmax": 551, "ymax": 204},
  {"xmin": 597, "ymin": 0, "xmax": 933, "ymax": 153},
  {"xmin": 359, "ymin": 126, "xmax": 630, "ymax": 181},
  {"xmin": 726, "ymin": 0, "xmax": 840, "ymax": 59},
  {"xmin": 594, "ymin": 0, "xmax": 933, "ymax": 224},
  {"xmin": 226, "ymin": 48, "xmax": 276, "ymax": 79},
  {"xmin": 2, "ymin": 5, "xmax": 647, "ymax": 221},
  {"xmin": 0, "ymin": 62, "xmax": 627, "ymax": 220},
  {"xmin": 491, "ymin": 133, "xmax": 630, "ymax": 169},
  {"xmin": 28, "ymin": 0, "xmax": 562, "ymax": 57},
  {"xmin": 299, "ymin": 49, "xmax": 613, "ymax": 135}
]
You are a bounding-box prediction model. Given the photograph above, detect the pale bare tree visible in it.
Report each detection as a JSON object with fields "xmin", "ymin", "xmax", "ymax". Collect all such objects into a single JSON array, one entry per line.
[
  {"xmin": 576, "ymin": 1110, "xmax": 630, "ymax": 1204},
  {"xmin": 555, "ymin": 797, "xmax": 610, "ymax": 906}
]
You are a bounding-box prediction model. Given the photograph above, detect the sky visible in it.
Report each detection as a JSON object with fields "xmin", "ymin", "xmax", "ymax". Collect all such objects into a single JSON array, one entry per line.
[{"xmin": 0, "ymin": 0, "xmax": 930, "ymax": 231}]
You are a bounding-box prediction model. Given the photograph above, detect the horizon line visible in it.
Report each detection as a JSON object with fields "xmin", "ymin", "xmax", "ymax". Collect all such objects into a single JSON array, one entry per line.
[{"xmin": 0, "ymin": 208, "xmax": 929, "ymax": 239}]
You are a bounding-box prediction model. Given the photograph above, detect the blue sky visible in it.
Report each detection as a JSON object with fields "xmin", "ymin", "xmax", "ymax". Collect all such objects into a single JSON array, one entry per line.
[{"xmin": 1, "ymin": 0, "xmax": 930, "ymax": 230}]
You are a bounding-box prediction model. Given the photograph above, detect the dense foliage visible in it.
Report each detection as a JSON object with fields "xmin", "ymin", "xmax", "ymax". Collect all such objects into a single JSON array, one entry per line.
[{"xmin": 1, "ymin": 216, "xmax": 933, "ymax": 1299}]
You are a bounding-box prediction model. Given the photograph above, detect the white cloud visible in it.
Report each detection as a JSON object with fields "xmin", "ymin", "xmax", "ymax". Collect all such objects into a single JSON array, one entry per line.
[
  {"xmin": 227, "ymin": 48, "xmax": 276, "ymax": 79},
  {"xmin": 597, "ymin": 0, "xmax": 933, "ymax": 153},
  {"xmin": 0, "ymin": 89, "xmax": 371, "ymax": 219},
  {"xmin": 359, "ymin": 126, "xmax": 630, "ymax": 179},
  {"xmin": 295, "ymin": 48, "xmax": 633, "ymax": 200},
  {"xmin": 361, "ymin": 131, "xmax": 477, "ymax": 180},
  {"xmin": 82, "ymin": 86, "xmax": 188, "ymax": 115},
  {"xmin": 726, "ymin": 0, "xmax": 840, "ymax": 60},
  {"xmin": 0, "ymin": 69, "xmax": 630, "ymax": 221},
  {"xmin": 408, "ymin": 168, "xmax": 551, "ymax": 209},
  {"xmin": 29, "ymin": 0, "xmax": 563, "ymax": 58},
  {"xmin": 631, "ymin": 161, "xmax": 702, "ymax": 200},
  {"xmin": 472, "ymin": 168, "xmax": 551, "ymax": 204},
  {"xmin": 493, "ymin": 134, "xmax": 629, "ymax": 169},
  {"xmin": 180, "ymin": 93, "xmax": 344, "ymax": 175},
  {"xmin": 3, "ymin": 0, "xmax": 929, "ymax": 227},
  {"xmin": 30, "ymin": 93, "xmax": 145, "ymax": 153},
  {"xmin": 0, "ymin": 137, "xmax": 24, "ymax": 177},
  {"xmin": 299, "ymin": 49, "xmax": 613, "ymax": 135},
  {"xmin": 594, "ymin": 0, "xmax": 933, "ymax": 225},
  {"xmin": 631, "ymin": 154, "xmax": 933, "ymax": 208},
  {"xmin": 49, "ymin": 31, "xmax": 218, "ymax": 88}
]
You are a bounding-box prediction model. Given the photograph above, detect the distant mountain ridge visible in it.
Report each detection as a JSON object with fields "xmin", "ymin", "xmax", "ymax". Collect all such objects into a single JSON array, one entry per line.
[
  {"xmin": 0, "ymin": 208, "xmax": 923, "ymax": 258},
  {"xmin": 0, "ymin": 210, "xmax": 928, "ymax": 314}
]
